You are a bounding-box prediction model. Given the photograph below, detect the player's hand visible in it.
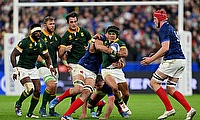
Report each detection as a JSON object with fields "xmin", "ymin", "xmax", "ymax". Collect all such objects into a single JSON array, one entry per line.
[
  {"xmin": 65, "ymin": 45, "xmax": 72, "ymax": 52},
  {"xmin": 93, "ymin": 33, "xmax": 103, "ymax": 39},
  {"xmin": 140, "ymin": 57, "xmax": 152, "ymax": 66},
  {"xmin": 13, "ymin": 67, "xmax": 20, "ymax": 81},
  {"xmin": 49, "ymin": 65, "xmax": 57, "ymax": 76},
  {"xmin": 65, "ymin": 64, "xmax": 73, "ymax": 72}
]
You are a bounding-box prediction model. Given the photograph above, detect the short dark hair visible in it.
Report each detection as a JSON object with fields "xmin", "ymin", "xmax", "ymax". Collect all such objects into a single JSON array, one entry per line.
[
  {"xmin": 96, "ymin": 74, "xmax": 104, "ymax": 84},
  {"xmin": 43, "ymin": 16, "xmax": 55, "ymax": 24},
  {"xmin": 66, "ymin": 11, "xmax": 78, "ymax": 23}
]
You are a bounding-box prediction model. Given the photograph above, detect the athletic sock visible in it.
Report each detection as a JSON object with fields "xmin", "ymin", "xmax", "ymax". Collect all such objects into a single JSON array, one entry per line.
[
  {"xmin": 27, "ymin": 95, "xmax": 39, "ymax": 114},
  {"xmin": 16, "ymin": 90, "xmax": 31, "ymax": 107},
  {"xmin": 57, "ymin": 88, "xmax": 71, "ymax": 102},
  {"xmin": 64, "ymin": 98, "xmax": 84, "ymax": 116},
  {"xmin": 172, "ymin": 91, "xmax": 191, "ymax": 112},
  {"xmin": 156, "ymin": 87, "xmax": 173, "ymax": 111},
  {"xmin": 41, "ymin": 89, "xmax": 50, "ymax": 109}
]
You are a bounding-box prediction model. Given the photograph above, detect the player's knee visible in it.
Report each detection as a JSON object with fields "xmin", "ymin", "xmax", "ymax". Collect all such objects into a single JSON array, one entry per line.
[
  {"xmin": 83, "ymin": 85, "xmax": 94, "ymax": 94},
  {"xmin": 24, "ymin": 82, "xmax": 34, "ymax": 95},
  {"xmin": 150, "ymin": 73, "xmax": 165, "ymax": 87},
  {"xmin": 72, "ymin": 80, "xmax": 84, "ymax": 94},
  {"xmin": 166, "ymin": 80, "xmax": 177, "ymax": 95}
]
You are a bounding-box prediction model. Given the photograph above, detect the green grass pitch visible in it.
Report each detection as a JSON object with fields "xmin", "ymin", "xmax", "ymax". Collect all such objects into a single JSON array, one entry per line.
[{"xmin": 0, "ymin": 94, "xmax": 199, "ymax": 120}]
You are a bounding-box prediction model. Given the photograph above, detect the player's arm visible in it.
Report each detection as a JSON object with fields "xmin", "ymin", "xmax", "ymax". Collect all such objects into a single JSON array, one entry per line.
[
  {"xmin": 37, "ymin": 55, "xmax": 46, "ymax": 66},
  {"xmin": 58, "ymin": 45, "xmax": 72, "ymax": 58},
  {"xmin": 43, "ymin": 52, "xmax": 57, "ymax": 75},
  {"xmin": 93, "ymin": 39, "xmax": 113, "ymax": 54},
  {"xmin": 112, "ymin": 58, "xmax": 126, "ymax": 68},
  {"xmin": 141, "ymin": 41, "xmax": 169, "ymax": 65},
  {"xmin": 10, "ymin": 48, "xmax": 21, "ymax": 68},
  {"xmin": 117, "ymin": 47, "xmax": 128, "ymax": 58}
]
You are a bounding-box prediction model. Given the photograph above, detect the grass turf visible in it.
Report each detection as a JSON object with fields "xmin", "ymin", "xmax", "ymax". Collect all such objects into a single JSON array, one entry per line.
[{"xmin": 0, "ymin": 94, "xmax": 199, "ymax": 120}]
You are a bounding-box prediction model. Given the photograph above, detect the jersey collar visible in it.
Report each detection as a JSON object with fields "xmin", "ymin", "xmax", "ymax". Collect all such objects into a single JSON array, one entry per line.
[
  {"xmin": 30, "ymin": 36, "xmax": 40, "ymax": 42},
  {"xmin": 67, "ymin": 27, "xmax": 80, "ymax": 33},
  {"xmin": 42, "ymin": 30, "xmax": 54, "ymax": 36}
]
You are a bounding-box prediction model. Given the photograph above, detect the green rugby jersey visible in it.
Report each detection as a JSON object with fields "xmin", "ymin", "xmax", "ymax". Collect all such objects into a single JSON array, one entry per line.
[
  {"xmin": 16, "ymin": 36, "xmax": 48, "ymax": 69},
  {"xmin": 61, "ymin": 27, "xmax": 92, "ymax": 64},
  {"xmin": 37, "ymin": 30, "xmax": 61, "ymax": 68},
  {"xmin": 102, "ymin": 38, "xmax": 127, "ymax": 68}
]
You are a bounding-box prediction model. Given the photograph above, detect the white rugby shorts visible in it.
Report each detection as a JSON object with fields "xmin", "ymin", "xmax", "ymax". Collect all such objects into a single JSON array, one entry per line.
[
  {"xmin": 17, "ymin": 67, "xmax": 40, "ymax": 80},
  {"xmin": 158, "ymin": 59, "xmax": 186, "ymax": 78},
  {"xmin": 101, "ymin": 68, "xmax": 127, "ymax": 84}
]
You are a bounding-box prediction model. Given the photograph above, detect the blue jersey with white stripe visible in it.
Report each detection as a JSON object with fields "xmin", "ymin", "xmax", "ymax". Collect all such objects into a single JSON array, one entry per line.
[
  {"xmin": 78, "ymin": 44, "xmax": 102, "ymax": 74},
  {"xmin": 159, "ymin": 22, "xmax": 185, "ymax": 60}
]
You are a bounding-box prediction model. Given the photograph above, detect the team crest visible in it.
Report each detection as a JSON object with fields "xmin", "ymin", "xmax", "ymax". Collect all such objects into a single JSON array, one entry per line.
[
  {"xmin": 69, "ymin": 35, "xmax": 72, "ymax": 40},
  {"xmin": 44, "ymin": 38, "xmax": 47, "ymax": 42},
  {"xmin": 81, "ymin": 32, "xmax": 84, "ymax": 37},
  {"xmin": 29, "ymin": 43, "xmax": 33, "ymax": 49}
]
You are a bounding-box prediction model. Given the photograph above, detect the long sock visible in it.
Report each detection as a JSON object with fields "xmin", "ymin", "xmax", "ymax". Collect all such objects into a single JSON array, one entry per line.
[
  {"xmin": 64, "ymin": 98, "xmax": 84, "ymax": 116},
  {"xmin": 114, "ymin": 100, "xmax": 122, "ymax": 113},
  {"xmin": 27, "ymin": 95, "xmax": 39, "ymax": 115},
  {"xmin": 40, "ymin": 89, "xmax": 50, "ymax": 109},
  {"xmin": 49, "ymin": 94, "xmax": 56, "ymax": 114},
  {"xmin": 57, "ymin": 88, "xmax": 71, "ymax": 102},
  {"xmin": 70, "ymin": 94, "xmax": 77, "ymax": 105},
  {"xmin": 16, "ymin": 91, "xmax": 31, "ymax": 107},
  {"xmin": 172, "ymin": 91, "xmax": 191, "ymax": 112},
  {"xmin": 156, "ymin": 87, "xmax": 173, "ymax": 111},
  {"xmin": 90, "ymin": 107, "xmax": 95, "ymax": 113}
]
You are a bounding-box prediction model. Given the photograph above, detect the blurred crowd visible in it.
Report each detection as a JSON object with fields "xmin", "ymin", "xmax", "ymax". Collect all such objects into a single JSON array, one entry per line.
[{"xmin": 0, "ymin": 0, "xmax": 200, "ymax": 64}]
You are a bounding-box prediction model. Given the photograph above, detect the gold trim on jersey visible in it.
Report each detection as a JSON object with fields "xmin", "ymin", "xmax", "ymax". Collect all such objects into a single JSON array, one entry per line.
[
  {"xmin": 42, "ymin": 30, "xmax": 54, "ymax": 36},
  {"xmin": 42, "ymin": 49, "xmax": 48, "ymax": 54},
  {"xmin": 67, "ymin": 27, "xmax": 80, "ymax": 33},
  {"xmin": 16, "ymin": 45, "xmax": 23, "ymax": 53}
]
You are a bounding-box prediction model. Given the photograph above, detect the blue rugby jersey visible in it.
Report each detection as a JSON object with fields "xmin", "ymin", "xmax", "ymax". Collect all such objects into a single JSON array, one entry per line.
[
  {"xmin": 78, "ymin": 44, "xmax": 102, "ymax": 74},
  {"xmin": 159, "ymin": 22, "xmax": 185, "ymax": 60}
]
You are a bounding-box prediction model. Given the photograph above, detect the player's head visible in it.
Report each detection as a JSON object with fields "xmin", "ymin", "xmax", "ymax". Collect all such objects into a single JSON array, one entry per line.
[
  {"xmin": 30, "ymin": 23, "xmax": 41, "ymax": 42},
  {"xmin": 106, "ymin": 25, "xmax": 119, "ymax": 38},
  {"xmin": 95, "ymin": 74, "xmax": 104, "ymax": 90},
  {"xmin": 153, "ymin": 10, "xmax": 167, "ymax": 28},
  {"xmin": 66, "ymin": 11, "xmax": 78, "ymax": 30},
  {"xmin": 43, "ymin": 16, "xmax": 55, "ymax": 33}
]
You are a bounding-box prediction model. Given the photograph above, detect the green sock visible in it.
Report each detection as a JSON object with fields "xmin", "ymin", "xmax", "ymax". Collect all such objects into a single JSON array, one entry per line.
[
  {"xmin": 40, "ymin": 89, "xmax": 50, "ymax": 109},
  {"xmin": 27, "ymin": 96, "xmax": 39, "ymax": 115},
  {"xmin": 16, "ymin": 91, "xmax": 30, "ymax": 107},
  {"xmin": 90, "ymin": 107, "xmax": 95, "ymax": 113}
]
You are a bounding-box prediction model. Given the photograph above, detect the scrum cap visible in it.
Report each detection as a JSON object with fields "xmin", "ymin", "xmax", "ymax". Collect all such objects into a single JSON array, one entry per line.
[
  {"xmin": 154, "ymin": 10, "xmax": 167, "ymax": 22},
  {"xmin": 106, "ymin": 26, "xmax": 119, "ymax": 36}
]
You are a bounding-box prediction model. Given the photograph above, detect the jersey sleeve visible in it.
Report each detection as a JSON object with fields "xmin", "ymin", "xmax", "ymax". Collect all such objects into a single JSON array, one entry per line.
[
  {"xmin": 15, "ymin": 39, "xmax": 26, "ymax": 53},
  {"xmin": 83, "ymin": 28, "xmax": 92, "ymax": 42},
  {"xmin": 40, "ymin": 39, "xmax": 48, "ymax": 55}
]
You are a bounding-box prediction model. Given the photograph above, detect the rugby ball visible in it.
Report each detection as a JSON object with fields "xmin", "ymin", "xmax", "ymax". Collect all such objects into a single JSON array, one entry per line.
[{"xmin": 110, "ymin": 43, "xmax": 120, "ymax": 59}]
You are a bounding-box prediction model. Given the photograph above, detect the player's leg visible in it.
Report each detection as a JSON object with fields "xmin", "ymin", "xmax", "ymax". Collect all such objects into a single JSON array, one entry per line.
[
  {"xmin": 118, "ymin": 82, "xmax": 130, "ymax": 105},
  {"xmin": 49, "ymin": 65, "xmax": 85, "ymax": 109},
  {"xmin": 38, "ymin": 67, "xmax": 59, "ymax": 117},
  {"xmin": 150, "ymin": 70, "xmax": 175, "ymax": 120},
  {"xmin": 62, "ymin": 77, "xmax": 95, "ymax": 119},
  {"xmin": 14, "ymin": 68, "xmax": 33, "ymax": 117},
  {"xmin": 26, "ymin": 78, "xmax": 40, "ymax": 118}
]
